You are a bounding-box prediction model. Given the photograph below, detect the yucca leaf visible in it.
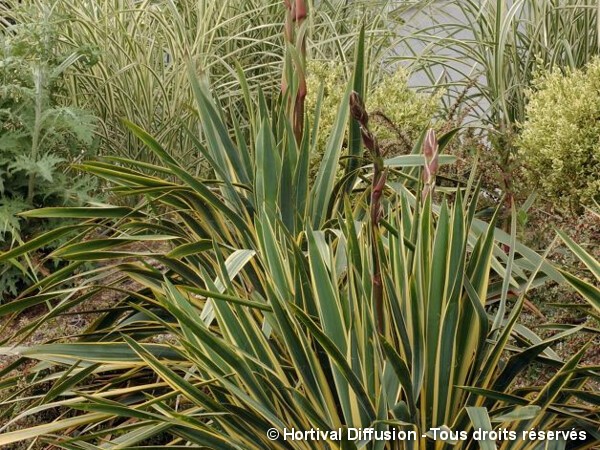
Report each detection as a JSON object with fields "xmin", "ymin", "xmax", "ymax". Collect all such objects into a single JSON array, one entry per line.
[
  {"xmin": 122, "ymin": 335, "xmax": 223, "ymax": 411},
  {"xmin": 0, "ymin": 343, "xmax": 183, "ymax": 365},
  {"xmin": 557, "ymin": 229, "xmax": 600, "ymax": 279},
  {"xmin": 0, "ymin": 413, "xmax": 110, "ymax": 446},
  {"xmin": 307, "ymin": 228, "xmax": 346, "ymax": 353},
  {"xmin": 255, "ymin": 117, "xmax": 282, "ymax": 218},
  {"xmin": 491, "ymin": 326, "xmax": 585, "ymax": 396},
  {"xmin": 458, "ymin": 386, "xmax": 528, "ymax": 406},
  {"xmin": 344, "ymin": 24, "xmax": 365, "ymax": 194},
  {"xmin": 167, "ymin": 240, "xmax": 213, "ymax": 258},
  {"xmin": 292, "ymin": 117, "xmax": 312, "ymax": 230},
  {"xmin": 556, "ymin": 229, "xmax": 600, "ymax": 313},
  {"xmin": 383, "ymin": 154, "xmax": 457, "ymax": 168},
  {"xmin": 0, "ymin": 224, "xmax": 88, "ymax": 262},
  {"xmin": 492, "ymin": 405, "xmax": 540, "ymax": 422},
  {"xmin": 311, "ymin": 85, "xmax": 351, "ymax": 228},
  {"xmin": 465, "ymin": 407, "xmax": 496, "ymax": 450},
  {"xmin": 381, "ymin": 339, "xmax": 417, "ymax": 422},
  {"xmin": 21, "ymin": 206, "xmax": 144, "ymax": 219},
  {"xmin": 188, "ymin": 67, "xmax": 251, "ymax": 186},
  {"xmin": 292, "ymin": 304, "xmax": 376, "ymax": 422}
]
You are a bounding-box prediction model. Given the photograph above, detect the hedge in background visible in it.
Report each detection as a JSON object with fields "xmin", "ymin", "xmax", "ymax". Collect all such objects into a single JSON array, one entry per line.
[{"xmin": 518, "ymin": 59, "xmax": 600, "ymax": 211}]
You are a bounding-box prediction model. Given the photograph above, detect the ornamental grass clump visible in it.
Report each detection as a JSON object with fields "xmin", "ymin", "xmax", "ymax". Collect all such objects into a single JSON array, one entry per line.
[
  {"xmin": 3, "ymin": 0, "xmax": 397, "ymax": 169},
  {"xmin": 517, "ymin": 58, "xmax": 600, "ymax": 211}
]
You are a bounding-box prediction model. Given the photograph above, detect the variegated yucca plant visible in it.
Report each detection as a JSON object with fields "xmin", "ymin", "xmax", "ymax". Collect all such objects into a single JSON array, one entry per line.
[{"xmin": 0, "ymin": 29, "xmax": 598, "ymax": 450}]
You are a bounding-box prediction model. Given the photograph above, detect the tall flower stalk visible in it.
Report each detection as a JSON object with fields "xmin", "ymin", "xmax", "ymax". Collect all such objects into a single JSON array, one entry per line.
[
  {"xmin": 282, "ymin": 0, "xmax": 308, "ymax": 144},
  {"xmin": 350, "ymin": 91, "xmax": 387, "ymax": 334}
]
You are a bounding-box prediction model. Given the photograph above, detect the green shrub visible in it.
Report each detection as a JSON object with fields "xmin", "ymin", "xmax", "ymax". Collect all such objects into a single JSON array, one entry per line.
[
  {"xmin": 517, "ymin": 59, "xmax": 600, "ymax": 210},
  {"xmin": 0, "ymin": 10, "xmax": 98, "ymax": 300},
  {"xmin": 367, "ymin": 67, "xmax": 441, "ymax": 148}
]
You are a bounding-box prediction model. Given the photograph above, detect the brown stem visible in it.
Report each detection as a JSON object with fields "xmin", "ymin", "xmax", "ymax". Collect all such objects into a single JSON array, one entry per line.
[
  {"xmin": 294, "ymin": 75, "xmax": 306, "ymax": 143},
  {"xmin": 350, "ymin": 91, "xmax": 386, "ymax": 335},
  {"xmin": 371, "ymin": 166, "xmax": 386, "ymax": 334}
]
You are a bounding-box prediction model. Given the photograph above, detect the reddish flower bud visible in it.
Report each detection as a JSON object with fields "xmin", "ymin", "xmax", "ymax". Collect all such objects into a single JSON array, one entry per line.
[
  {"xmin": 423, "ymin": 128, "xmax": 438, "ymax": 161},
  {"xmin": 422, "ymin": 128, "xmax": 439, "ymax": 200},
  {"xmin": 350, "ymin": 91, "xmax": 368, "ymax": 127},
  {"xmin": 295, "ymin": 0, "xmax": 307, "ymax": 21}
]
